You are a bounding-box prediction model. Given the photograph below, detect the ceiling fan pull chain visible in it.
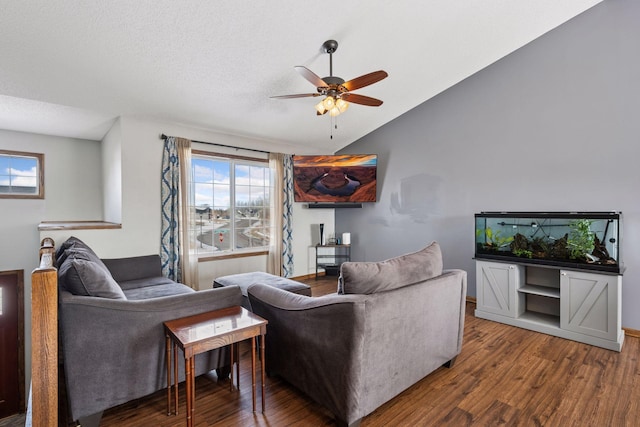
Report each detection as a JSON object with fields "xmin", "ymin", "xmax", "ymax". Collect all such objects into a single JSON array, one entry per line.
[{"xmin": 329, "ymin": 115, "xmax": 339, "ymax": 139}]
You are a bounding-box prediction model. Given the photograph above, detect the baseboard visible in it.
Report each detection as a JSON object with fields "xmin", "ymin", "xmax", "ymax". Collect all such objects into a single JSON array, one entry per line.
[{"xmin": 292, "ymin": 272, "xmax": 324, "ymax": 281}]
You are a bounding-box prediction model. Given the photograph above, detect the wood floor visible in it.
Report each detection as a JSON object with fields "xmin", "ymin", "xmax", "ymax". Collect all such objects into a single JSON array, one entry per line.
[{"xmin": 91, "ymin": 275, "xmax": 640, "ymax": 426}]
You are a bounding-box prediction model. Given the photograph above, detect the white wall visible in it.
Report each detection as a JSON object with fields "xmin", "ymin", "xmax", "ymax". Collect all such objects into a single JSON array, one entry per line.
[
  {"xmin": 0, "ymin": 129, "xmax": 102, "ymax": 403},
  {"xmin": 118, "ymin": 116, "xmax": 333, "ymax": 280},
  {"xmin": 102, "ymin": 118, "xmax": 122, "ymax": 223},
  {"xmin": 41, "ymin": 115, "xmax": 335, "ymax": 281}
]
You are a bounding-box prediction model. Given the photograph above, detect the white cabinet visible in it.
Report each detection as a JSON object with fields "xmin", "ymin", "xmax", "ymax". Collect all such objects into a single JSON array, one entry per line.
[
  {"xmin": 475, "ymin": 260, "xmax": 624, "ymax": 351},
  {"xmin": 475, "ymin": 261, "xmax": 524, "ymax": 318},
  {"xmin": 560, "ymin": 270, "xmax": 622, "ymax": 342}
]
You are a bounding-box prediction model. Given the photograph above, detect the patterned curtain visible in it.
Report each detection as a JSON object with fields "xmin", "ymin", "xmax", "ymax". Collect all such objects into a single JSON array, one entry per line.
[
  {"xmin": 282, "ymin": 154, "xmax": 294, "ymax": 277},
  {"xmin": 160, "ymin": 136, "xmax": 197, "ymax": 286},
  {"xmin": 161, "ymin": 137, "xmax": 181, "ymax": 281},
  {"xmin": 267, "ymin": 153, "xmax": 294, "ymax": 277}
]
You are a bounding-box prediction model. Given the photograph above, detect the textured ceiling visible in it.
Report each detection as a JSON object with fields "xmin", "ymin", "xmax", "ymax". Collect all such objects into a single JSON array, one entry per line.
[{"xmin": 0, "ymin": 1, "xmax": 602, "ymax": 152}]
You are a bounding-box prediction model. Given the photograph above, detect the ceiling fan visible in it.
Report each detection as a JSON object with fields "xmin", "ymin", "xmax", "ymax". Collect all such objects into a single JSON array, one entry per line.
[{"xmin": 271, "ymin": 40, "xmax": 388, "ymax": 117}]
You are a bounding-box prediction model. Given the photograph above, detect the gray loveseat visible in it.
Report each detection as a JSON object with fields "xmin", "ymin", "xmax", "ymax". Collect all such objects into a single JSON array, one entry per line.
[
  {"xmin": 248, "ymin": 242, "xmax": 467, "ymax": 427},
  {"xmin": 55, "ymin": 237, "xmax": 243, "ymax": 426}
]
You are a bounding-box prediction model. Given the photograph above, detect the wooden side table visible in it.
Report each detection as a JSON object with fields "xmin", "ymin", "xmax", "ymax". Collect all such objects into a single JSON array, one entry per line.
[{"xmin": 164, "ymin": 306, "xmax": 268, "ymax": 427}]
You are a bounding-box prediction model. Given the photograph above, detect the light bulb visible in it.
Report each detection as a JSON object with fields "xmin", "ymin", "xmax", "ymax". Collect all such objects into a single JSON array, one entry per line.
[
  {"xmin": 322, "ymin": 96, "xmax": 335, "ymax": 110},
  {"xmin": 335, "ymin": 98, "xmax": 349, "ymax": 113}
]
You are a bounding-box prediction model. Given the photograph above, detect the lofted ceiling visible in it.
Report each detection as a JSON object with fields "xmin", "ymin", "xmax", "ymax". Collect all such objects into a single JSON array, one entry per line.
[{"xmin": 0, "ymin": 1, "xmax": 602, "ymax": 152}]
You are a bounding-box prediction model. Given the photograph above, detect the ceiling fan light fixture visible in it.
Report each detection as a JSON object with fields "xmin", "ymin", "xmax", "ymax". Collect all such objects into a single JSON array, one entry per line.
[
  {"xmin": 271, "ymin": 39, "xmax": 387, "ymax": 134},
  {"xmin": 315, "ymin": 101, "xmax": 327, "ymax": 115},
  {"xmin": 335, "ymin": 98, "xmax": 349, "ymax": 113},
  {"xmin": 322, "ymin": 96, "xmax": 335, "ymax": 110}
]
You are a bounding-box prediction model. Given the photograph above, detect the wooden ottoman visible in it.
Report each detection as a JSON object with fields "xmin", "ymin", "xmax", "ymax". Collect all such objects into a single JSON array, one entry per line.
[{"xmin": 213, "ymin": 272, "xmax": 312, "ymax": 310}]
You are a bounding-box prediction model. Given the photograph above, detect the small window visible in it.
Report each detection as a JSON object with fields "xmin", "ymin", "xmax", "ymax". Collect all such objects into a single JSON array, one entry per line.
[{"xmin": 0, "ymin": 150, "xmax": 44, "ymax": 199}]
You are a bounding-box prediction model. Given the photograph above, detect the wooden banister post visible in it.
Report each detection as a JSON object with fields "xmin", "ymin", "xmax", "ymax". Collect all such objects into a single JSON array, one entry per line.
[{"xmin": 29, "ymin": 238, "xmax": 58, "ymax": 427}]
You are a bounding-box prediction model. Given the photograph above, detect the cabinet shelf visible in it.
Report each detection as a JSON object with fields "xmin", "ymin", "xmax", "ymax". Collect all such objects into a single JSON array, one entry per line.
[
  {"xmin": 518, "ymin": 311, "xmax": 560, "ymax": 328},
  {"xmin": 519, "ymin": 285, "xmax": 560, "ymax": 299}
]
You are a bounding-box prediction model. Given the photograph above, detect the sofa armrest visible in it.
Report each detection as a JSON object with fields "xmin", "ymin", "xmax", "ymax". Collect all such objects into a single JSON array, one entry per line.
[
  {"xmin": 247, "ymin": 283, "xmax": 362, "ymax": 309},
  {"xmin": 102, "ymin": 254, "xmax": 162, "ymax": 283},
  {"xmin": 59, "ymin": 285, "xmax": 243, "ymax": 420},
  {"xmin": 247, "ymin": 284, "xmax": 368, "ymax": 424}
]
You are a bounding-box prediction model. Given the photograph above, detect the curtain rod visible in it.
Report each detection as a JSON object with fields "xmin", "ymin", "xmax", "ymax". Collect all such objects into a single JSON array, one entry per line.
[{"xmin": 160, "ymin": 133, "xmax": 270, "ymax": 154}]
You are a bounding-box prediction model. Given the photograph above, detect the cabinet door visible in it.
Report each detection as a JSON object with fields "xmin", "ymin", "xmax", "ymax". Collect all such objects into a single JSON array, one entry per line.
[
  {"xmin": 560, "ymin": 270, "xmax": 621, "ymax": 341},
  {"xmin": 476, "ymin": 261, "xmax": 522, "ymax": 317}
]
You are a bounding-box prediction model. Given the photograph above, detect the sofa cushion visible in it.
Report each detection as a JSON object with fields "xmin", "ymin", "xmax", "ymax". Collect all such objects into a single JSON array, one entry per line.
[
  {"xmin": 338, "ymin": 241, "xmax": 443, "ymax": 295},
  {"xmin": 118, "ymin": 276, "xmax": 182, "ymax": 291},
  {"xmin": 59, "ymin": 258, "xmax": 126, "ymax": 299},
  {"xmin": 57, "ymin": 236, "xmax": 126, "ymax": 299},
  {"xmin": 55, "ymin": 236, "xmax": 89, "ymax": 267},
  {"xmin": 102, "ymin": 255, "xmax": 163, "ymax": 284},
  {"xmin": 123, "ymin": 282, "xmax": 194, "ymax": 300}
]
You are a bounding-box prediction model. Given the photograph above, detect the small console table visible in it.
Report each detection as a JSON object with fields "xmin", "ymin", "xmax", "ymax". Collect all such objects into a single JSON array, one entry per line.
[
  {"xmin": 164, "ymin": 306, "xmax": 268, "ymax": 427},
  {"xmin": 315, "ymin": 244, "xmax": 351, "ymax": 279}
]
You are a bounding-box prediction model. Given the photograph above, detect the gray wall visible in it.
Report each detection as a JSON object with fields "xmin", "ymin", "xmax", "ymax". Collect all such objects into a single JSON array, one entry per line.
[{"xmin": 337, "ymin": 0, "xmax": 640, "ymax": 328}]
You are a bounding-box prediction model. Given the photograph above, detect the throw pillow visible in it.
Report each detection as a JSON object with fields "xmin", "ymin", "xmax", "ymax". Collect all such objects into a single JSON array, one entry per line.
[
  {"xmin": 55, "ymin": 236, "xmax": 100, "ymax": 268},
  {"xmin": 59, "ymin": 258, "xmax": 126, "ymax": 299},
  {"xmin": 55, "ymin": 236, "xmax": 86, "ymax": 267},
  {"xmin": 338, "ymin": 241, "xmax": 443, "ymax": 295}
]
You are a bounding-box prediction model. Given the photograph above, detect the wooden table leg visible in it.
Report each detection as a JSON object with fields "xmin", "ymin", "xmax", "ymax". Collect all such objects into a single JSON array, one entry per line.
[
  {"xmin": 173, "ymin": 344, "xmax": 178, "ymax": 415},
  {"xmin": 260, "ymin": 333, "xmax": 266, "ymax": 413},
  {"xmin": 235, "ymin": 342, "xmax": 240, "ymax": 391},
  {"xmin": 185, "ymin": 355, "xmax": 193, "ymax": 427},
  {"xmin": 165, "ymin": 335, "xmax": 171, "ymax": 415},
  {"xmin": 190, "ymin": 356, "xmax": 196, "ymax": 425},
  {"xmin": 229, "ymin": 343, "xmax": 234, "ymax": 392},
  {"xmin": 251, "ymin": 336, "xmax": 256, "ymax": 412}
]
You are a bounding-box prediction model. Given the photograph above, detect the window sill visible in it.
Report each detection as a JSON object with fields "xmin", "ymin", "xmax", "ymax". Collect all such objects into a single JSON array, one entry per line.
[
  {"xmin": 198, "ymin": 250, "xmax": 268, "ymax": 262},
  {"xmin": 38, "ymin": 221, "xmax": 122, "ymax": 231}
]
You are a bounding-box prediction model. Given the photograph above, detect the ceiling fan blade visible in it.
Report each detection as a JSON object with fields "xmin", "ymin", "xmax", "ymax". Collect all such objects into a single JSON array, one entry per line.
[
  {"xmin": 342, "ymin": 70, "xmax": 388, "ymax": 92},
  {"xmin": 271, "ymin": 93, "xmax": 321, "ymax": 99},
  {"xmin": 341, "ymin": 93, "xmax": 383, "ymax": 106},
  {"xmin": 295, "ymin": 66, "xmax": 328, "ymax": 88}
]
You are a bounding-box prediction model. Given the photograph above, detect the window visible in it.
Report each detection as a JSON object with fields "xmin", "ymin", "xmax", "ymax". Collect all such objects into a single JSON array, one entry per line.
[
  {"xmin": 0, "ymin": 150, "xmax": 44, "ymax": 199},
  {"xmin": 191, "ymin": 152, "xmax": 270, "ymax": 257}
]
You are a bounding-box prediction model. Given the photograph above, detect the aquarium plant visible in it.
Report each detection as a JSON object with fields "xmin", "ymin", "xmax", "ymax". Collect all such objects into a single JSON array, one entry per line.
[
  {"xmin": 477, "ymin": 227, "xmax": 513, "ymax": 251},
  {"xmin": 513, "ymin": 248, "xmax": 533, "ymax": 258},
  {"xmin": 567, "ymin": 219, "xmax": 595, "ymax": 260}
]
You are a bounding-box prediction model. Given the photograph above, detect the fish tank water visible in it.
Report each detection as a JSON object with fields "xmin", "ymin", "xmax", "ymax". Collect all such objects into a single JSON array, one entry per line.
[{"xmin": 475, "ymin": 212, "xmax": 621, "ymax": 273}]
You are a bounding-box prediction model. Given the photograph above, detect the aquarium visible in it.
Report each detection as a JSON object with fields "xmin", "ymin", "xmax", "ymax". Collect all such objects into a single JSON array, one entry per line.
[{"xmin": 475, "ymin": 212, "xmax": 621, "ymax": 273}]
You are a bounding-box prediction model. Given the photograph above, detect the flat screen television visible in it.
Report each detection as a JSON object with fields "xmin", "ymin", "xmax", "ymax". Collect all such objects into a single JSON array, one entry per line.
[{"xmin": 292, "ymin": 154, "xmax": 377, "ymax": 203}]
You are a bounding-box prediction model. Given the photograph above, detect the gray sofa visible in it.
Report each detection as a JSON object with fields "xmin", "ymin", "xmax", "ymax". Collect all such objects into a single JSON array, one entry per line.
[
  {"xmin": 247, "ymin": 242, "xmax": 467, "ymax": 427},
  {"xmin": 55, "ymin": 237, "xmax": 243, "ymax": 426}
]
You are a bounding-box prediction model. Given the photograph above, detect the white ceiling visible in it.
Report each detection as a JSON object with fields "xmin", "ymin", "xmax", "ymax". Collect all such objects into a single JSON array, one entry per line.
[{"xmin": 0, "ymin": 0, "xmax": 602, "ymax": 152}]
